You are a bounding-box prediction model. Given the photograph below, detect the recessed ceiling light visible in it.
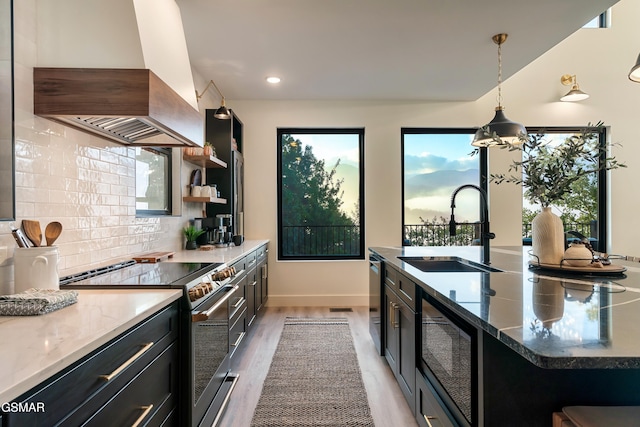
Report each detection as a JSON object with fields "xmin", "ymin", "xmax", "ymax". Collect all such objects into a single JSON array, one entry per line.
[{"xmin": 266, "ymin": 76, "xmax": 281, "ymax": 84}]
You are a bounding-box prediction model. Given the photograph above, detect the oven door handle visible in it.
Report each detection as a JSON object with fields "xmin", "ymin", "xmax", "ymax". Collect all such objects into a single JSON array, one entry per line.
[{"xmin": 192, "ymin": 284, "xmax": 239, "ymax": 323}]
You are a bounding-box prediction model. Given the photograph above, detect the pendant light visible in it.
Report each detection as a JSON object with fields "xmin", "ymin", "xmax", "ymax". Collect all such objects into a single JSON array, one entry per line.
[
  {"xmin": 629, "ymin": 52, "xmax": 640, "ymax": 82},
  {"xmin": 472, "ymin": 33, "xmax": 526, "ymax": 148},
  {"xmin": 195, "ymin": 80, "xmax": 231, "ymax": 119}
]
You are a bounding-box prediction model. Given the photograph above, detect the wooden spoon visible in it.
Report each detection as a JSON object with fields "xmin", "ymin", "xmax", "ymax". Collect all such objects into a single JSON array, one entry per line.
[
  {"xmin": 22, "ymin": 220, "xmax": 42, "ymax": 247},
  {"xmin": 45, "ymin": 221, "xmax": 63, "ymax": 246}
]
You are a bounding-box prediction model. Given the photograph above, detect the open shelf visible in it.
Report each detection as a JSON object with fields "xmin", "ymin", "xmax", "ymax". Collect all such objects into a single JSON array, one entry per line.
[
  {"xmin": 183, "ymin": 196, "xmax": 227, "ymax": 204},
  {"xmin": 183, "ymin": 154, "xmax": 227, "ymax": 169}
]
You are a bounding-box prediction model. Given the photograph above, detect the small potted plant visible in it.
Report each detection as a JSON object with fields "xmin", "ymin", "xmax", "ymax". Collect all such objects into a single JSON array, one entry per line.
[
  {"xmin": 183, "ymin": 225, "xmax": 205, "ymax": 250},
  {"xmin": 203, "ymin": 141, "xmax": 215, "ymax": 157}
]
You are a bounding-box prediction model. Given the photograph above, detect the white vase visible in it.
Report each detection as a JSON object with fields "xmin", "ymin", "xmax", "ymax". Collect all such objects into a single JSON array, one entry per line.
[{"xmin": 531, "ymin": 207, "xmax": 564, "ymax": 265}]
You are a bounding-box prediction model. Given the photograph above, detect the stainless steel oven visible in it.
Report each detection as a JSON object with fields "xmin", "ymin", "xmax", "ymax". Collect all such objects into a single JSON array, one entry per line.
[
  {"xmin": 189, "ymin": 281, "xmax": 238, "ymax": 427},
  {"xmin": 60, "ymin": 261, "xmax": 240, "ymax": 427}
]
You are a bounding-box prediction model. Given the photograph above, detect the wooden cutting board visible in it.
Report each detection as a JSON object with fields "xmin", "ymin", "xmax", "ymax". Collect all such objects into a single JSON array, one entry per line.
[{"xmin": 133, "ymin": 251, "xmax": 175, "ymax": 263}]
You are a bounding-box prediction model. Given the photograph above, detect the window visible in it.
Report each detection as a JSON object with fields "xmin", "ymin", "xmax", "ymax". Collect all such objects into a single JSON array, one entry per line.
[
  {"xmin": 521, "ymin": 127, "xmax": 607, "ymax": 252},
  {"xmin": 135, "ymin": 147, "xmax": 172, "ymax": 216},
  {"xmin": 402, "ymin": 127, "xmax": 610, "ymax": 252},
  {"xmin": 402, "ymin": 129, "xmax": 485, "ymax": 247},
  {"xmin": 277, "ymin": 128, "xmax": 364, "ymax": 260},
  {"xmin": 583, "ymin": 10, "xmax": 609, "ymax": 28}
]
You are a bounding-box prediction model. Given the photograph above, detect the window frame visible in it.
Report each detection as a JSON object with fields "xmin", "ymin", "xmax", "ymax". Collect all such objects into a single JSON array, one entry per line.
[
  {"xmin": 401, "ymin": 128, "xmax": 487, "ymax": 246},
  {"xmin": 401, "ymin": 126, "xmax": 609, "ymax": 252},
  {"xmin": 277, "ymin": 127, "xmax": 365, "ymax": 261},
  {"xmin": 135, "ymin": 146, "xmax": 173, "ymax": 217},
  {"xmin": 524, "ymin": 126, "xmax": 608, "ymax": 253}
]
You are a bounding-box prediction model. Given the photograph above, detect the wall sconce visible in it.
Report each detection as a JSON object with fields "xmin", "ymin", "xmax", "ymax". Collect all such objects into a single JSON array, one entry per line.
[
  {"xmin": 195, "ymin": 80, "xmax": 231, "ymax": 119},
  {"xmin": 629, "ymin": 53, "xmax": 640, "ymax": 82},
  {"xmin": 560, "ymin": 74, "xmax": 589, "ymax": 102}
]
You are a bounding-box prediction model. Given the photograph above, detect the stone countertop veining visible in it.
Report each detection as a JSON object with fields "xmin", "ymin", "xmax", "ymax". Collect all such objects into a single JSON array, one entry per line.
[
  {"xmin": 166, "ymin": 239, "xmax": 269, "ymax": 264},
  {"xmin": 0, "ymin": 289, "xmax": 182, "ymax": 404},
  {"xmin": 370, "ymin": 245, "xmax": 640, "ymax": 369}
]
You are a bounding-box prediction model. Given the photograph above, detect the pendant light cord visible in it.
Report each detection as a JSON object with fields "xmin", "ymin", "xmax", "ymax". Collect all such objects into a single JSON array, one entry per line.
[{"xmin": 496, "ymin": 37, "xmax": 503, "ymax": 109}]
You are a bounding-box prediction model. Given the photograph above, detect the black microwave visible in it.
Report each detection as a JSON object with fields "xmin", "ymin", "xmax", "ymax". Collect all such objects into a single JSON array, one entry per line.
[{"xmin": 419, "ymin": 292, "xmax": 478, "ymax": 426}]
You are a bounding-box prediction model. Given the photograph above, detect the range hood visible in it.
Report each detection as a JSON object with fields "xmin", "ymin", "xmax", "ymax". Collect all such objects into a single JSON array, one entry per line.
[
  {"xmin": 34, "ymin": 67, "xmax": 203, "ymax": 147},
  {"xmin": 34, "ymin": 0, "xmax": 204, "ymax": 147}
]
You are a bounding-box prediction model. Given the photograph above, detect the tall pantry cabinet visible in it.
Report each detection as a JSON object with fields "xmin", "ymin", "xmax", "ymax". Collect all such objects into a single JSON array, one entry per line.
[{"xmin": 205, "ymin": 110, "xmax": 244, "ymax": 237}]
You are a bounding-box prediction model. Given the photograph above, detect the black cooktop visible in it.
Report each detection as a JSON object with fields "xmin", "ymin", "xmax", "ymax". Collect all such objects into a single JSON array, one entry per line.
[{"xmin": 59, "ymin": 261, "xmax": 222, "ymax": 289}]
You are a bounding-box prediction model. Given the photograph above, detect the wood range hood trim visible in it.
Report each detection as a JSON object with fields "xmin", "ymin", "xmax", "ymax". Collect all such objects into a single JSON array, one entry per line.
[{"xmin": 33, "ymin": 68, "xmax": 204, "ymax": 147}]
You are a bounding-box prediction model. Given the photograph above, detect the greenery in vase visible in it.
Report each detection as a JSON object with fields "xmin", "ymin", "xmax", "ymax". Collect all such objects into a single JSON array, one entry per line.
[
  {"xmin": 486, "ymin": 122, "xmax": 625, "ymax": 208},
  {"xmin": 183, "ymin": 225, "xmax": 206, "ymax": 242}
]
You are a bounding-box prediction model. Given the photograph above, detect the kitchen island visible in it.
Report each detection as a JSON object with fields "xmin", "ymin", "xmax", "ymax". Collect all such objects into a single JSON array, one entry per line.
[{"xmin": 370, "ymin": 245, "xmax": 640, "ymax": 426}]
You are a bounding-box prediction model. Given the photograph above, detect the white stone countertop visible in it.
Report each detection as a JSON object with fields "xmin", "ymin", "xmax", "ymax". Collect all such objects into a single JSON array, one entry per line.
[
  {"xmin": 167, "ymin": 239, "xmax": 269, "ymax": 264},
  {"xmin": 0, "ymin": 289, "xmax": 182, "ymax": 403}
]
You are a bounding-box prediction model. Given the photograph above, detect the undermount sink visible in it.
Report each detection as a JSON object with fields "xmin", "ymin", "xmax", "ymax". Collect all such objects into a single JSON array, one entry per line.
[{"xmin": 398, "ymin": 256, "xmax": 503, "ymax": 273}]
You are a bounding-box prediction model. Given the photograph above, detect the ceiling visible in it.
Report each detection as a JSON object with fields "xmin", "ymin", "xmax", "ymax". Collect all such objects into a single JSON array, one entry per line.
[{"xmin": 177, "ymin": 0, "xmax": 619, "ymax": 102}]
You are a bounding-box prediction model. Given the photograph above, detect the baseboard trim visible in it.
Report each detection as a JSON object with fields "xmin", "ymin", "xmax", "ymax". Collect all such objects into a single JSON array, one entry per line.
[{"xmin": 266, "ymin": 294, "xmax": 368, "ymax": 307}]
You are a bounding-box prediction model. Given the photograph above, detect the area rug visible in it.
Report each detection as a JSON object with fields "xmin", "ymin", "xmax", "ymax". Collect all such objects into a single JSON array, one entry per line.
[{"xmin": 250, "ymin": 317, "xmax": 375, "ymax": 427}]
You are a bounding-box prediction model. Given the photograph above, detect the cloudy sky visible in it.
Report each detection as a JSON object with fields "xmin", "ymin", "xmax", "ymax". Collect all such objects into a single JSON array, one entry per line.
[{"xmin": 403, "ymin": 133, "xmax": 480, "ymax": 224}]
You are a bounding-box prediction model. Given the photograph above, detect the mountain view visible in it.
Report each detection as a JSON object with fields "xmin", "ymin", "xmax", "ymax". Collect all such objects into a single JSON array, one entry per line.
[{"xmin": 404, "ymin": 168, "xmax": 480, "ymax": 224}]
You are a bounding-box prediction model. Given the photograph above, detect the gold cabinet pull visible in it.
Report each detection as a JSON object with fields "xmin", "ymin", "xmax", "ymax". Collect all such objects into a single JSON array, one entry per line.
[
  {"xmin": 389, "ymin": 301, "xmax": 395, "ymax": 326},
  {"xmin": 232, "ymin": 331, "xmax": 246, "ymax": 347},
  {"xmin": 423, "ymin": 414, "xmax": 437, "ymax": 427},
  {"xmin": 131, "ymin": 404, "xmax": 154, "ymax": 427},
  {"xmin": 389, "ymin": 302, "xmax": 400, "ymax": 329},
  {"xmin": 99, "ymin": 342, "xmax": 154, "ymax": 381},
  {"xmin": 392, "ymin": 303, "xmax": 400, "ymax": 328}
]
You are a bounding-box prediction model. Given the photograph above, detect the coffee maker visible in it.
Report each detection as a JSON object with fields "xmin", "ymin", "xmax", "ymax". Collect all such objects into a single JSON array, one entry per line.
[{"xmin": 213, "ymin": 214, "xmax": 233, "ymax": 246}]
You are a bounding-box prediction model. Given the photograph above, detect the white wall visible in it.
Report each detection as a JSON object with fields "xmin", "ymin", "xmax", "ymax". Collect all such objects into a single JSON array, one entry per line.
[
  {"xmin": 3, "ymin": 0, "xmax": 639, "ymax": 305},
  {"xmin": 234, "ymin": 0, "xmax": 640, "ymax": 306}
]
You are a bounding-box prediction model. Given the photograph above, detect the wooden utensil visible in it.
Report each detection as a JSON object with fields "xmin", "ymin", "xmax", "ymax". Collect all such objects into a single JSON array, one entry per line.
[
  {"xmin": 22, "ymin": 220, "xmax": 42, "ymax": 247},
  {"xmin": 45, "ymin": 221, "xmax": 63, "ymax": 246}
]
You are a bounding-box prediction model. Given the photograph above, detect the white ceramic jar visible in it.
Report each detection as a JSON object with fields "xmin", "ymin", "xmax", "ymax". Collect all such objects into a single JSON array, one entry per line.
[
  {"xmin": 563, "ymin": 243, "xmax": 593, "ymax": 267},
  {"xmin": 14, "ymin": 246, "xmax": 60, "ymax": 293}
]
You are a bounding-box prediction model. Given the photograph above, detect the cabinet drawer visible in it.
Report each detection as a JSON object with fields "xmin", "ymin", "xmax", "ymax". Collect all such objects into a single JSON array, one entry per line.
[
  {"xmin": 386, "ymin": 265, "xmax": 416, "ymax": 308},
  {"xmin": 415, "ymin": 369, "xmax": 455, "ymax": 427},
  {"xmin": 384, "ymin": 265, "xmax": 398, "ymax": 289},
  {"xmin": 396, "ymin": 272, "xmax": 416, "ymax": 308},
  {"xmin": 229, "ymin": 274, "xmax": 247, "ymax": 321},
  {"xmin": 78, "ymin": 341, "xmax": 179, "ymax": 427},
  {"xmin": 229, "ymin": 307, "xmax": 247, "ymax": 361},
  {"xmin": 245, "ymin": 250, "xmax": 257, "ymax": 272},
  {"xmin": 5, "ymin": 303, "xmax": 178, "ymax": 427},
  {"xmin": 256, "ymin": 245, "xmax": 267, "ymax": 261}
]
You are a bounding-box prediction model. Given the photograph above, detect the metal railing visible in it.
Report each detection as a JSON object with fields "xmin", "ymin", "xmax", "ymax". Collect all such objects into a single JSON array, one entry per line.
[
  {"xmin": 404, "ymin": 222, "xmax": 596, "ymax": 247},
  {"xmin": 281, "ymin": 225, "xmax": 361, "ymax": 256},
  {"xmin": 404, "ymin": 223, "xmax": 483, "ymax": 247}
]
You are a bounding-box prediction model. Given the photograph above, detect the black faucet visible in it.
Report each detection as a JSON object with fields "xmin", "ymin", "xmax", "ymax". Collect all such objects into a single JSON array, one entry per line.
[{"xmin": 449, "ymin": 184, "xmax": 495, "ymax": 265}]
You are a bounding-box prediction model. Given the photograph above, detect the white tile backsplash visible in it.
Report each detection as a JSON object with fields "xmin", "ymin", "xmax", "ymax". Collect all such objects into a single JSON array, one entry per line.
[{"xmin": 0, "ymin": 0, "xmax": 201, "ymax": 287}]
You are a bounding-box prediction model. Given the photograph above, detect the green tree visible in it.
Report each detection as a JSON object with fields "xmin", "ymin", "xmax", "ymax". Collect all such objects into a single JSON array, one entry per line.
[
  {"xmin": 557, "ymin": 173, "xmax": 597, "ymax": 224},
  {"xmin": 281, "ymin": 134, "xmax": 358, "ymax": 255}
]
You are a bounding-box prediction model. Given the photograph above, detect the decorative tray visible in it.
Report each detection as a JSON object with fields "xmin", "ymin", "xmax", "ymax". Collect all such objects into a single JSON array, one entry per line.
[{"xmin": 528, "ymin": 261, "xmax": 626, "ymax": 275}]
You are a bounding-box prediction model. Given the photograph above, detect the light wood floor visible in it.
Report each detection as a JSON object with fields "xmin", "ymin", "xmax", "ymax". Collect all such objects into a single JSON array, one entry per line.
[{"xmin": 216, "ymin": 306, "xmax": 418, "ymax": 427}]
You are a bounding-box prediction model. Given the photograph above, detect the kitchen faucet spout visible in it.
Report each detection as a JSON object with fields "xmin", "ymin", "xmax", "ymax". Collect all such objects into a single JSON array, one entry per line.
[{"xmin": 449, "ymin": 184, "xmax": 495, "ymax": 265}]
